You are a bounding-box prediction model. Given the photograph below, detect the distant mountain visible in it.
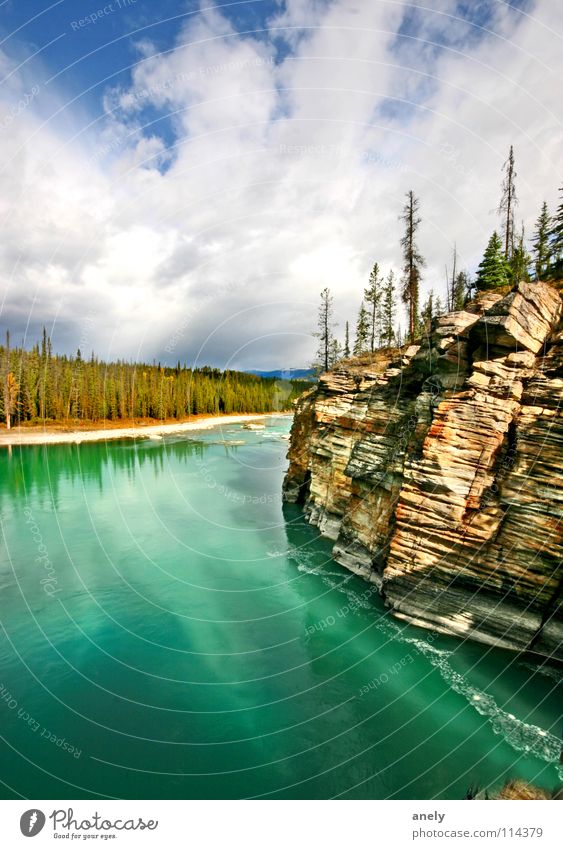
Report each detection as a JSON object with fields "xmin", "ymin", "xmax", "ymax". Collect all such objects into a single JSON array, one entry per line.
[{"xmin": 246, "ymin": 368, "xmax": 316, "ymax": 381}]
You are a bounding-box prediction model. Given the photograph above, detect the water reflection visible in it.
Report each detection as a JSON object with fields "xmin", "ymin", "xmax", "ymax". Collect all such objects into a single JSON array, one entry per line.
[{"xmin": 0, "ymin": 438, "xmax": 209, "ymax": 509}]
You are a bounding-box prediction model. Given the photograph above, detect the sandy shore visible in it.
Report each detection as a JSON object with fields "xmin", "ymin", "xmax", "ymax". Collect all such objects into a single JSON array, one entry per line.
[{"xmin": 0, "ymin": 413, "xmax": 291, "ymax": 447}]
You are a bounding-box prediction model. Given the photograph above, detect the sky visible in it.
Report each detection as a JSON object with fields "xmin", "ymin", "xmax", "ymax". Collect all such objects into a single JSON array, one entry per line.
[{"xmin": 0, "ymin": 0, "xmax": 561, "ymax": 370}]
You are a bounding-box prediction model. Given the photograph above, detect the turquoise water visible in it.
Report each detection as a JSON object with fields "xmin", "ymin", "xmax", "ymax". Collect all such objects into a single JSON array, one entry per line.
[{"xmin": 0, "ymin": 416, "xmax": 561, "ymax": 800}]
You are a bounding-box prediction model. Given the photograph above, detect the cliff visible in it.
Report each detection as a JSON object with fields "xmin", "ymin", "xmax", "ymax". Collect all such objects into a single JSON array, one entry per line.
[{"xmin": 283, "ymin": 281, "xmax": 563, "ymax": 660}]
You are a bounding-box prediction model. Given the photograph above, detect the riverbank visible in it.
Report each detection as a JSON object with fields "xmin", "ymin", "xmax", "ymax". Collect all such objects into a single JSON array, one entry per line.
[{"xmin": 0, "ymin": 412, "xmax": 291, "ymax": 447}]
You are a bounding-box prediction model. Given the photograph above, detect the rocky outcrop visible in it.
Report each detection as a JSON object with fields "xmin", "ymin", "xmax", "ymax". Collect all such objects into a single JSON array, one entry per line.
[{"xmin": 283, "ymin": 281, "xmax": 563, "ymax": 660}]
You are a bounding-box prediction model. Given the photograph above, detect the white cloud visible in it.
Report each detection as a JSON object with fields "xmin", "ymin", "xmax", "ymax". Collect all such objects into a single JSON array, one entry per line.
[{"xmin": 0, "ymin": 1, "xmax": 561, "ymax": 368}]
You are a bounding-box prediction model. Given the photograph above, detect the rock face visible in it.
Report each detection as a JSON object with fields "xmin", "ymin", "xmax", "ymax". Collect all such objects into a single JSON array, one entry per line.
[{"xmin": 283, "ymin": 281, "xmax": 563, "ymax": 660}]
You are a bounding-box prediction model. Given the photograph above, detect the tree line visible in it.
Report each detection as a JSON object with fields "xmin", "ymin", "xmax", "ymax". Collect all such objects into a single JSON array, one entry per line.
[
  {"xmin": 315, "ymin": 147, "xmax": 563, "ymax": 371},
  {"xmin": 0, "ymin": 330, "xmax": 310, "ymax": 429}
]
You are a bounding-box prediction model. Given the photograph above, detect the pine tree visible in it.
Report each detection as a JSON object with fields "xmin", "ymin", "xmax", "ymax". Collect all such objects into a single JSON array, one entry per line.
[
  {"xmin": 1, "ymin": 334, "xmax": 307, "ymax": 426},
  {"xmin": 475, "ymin": 232, "xmax": 509, "ymax": 291},
  {"xmin": 532, "ymin": 201, "xmax": 552, "ymax": 280},
  {"xmin": 509, "ymin": 223, "xmax": 531, "ymax": 283},
  {"xmin": 380, "ymin": 270, "xmax": 396, "ymax": 348},
  {"xmin": 453, "ymin": 270, "xmax": 469, "ymax": 310},
  {"xmin": 4, "ymin": 373, "xmax": 18, "ymax": 429},
  {"xmin": 314, "ymin": 287, "xmax": 336, "ymax": 373},
  {"xmin": 420, "ymin": 290, "xmax": 434, "ymax": 333},
  {"xmin": 353, "ymin": 301, "xmax": 370, "ymax": 355},
  {"xmin": 400, "ymin": 190, "xmax": 425, "ymax": 340},
  {"xmin": 329, "ymin": 337, "xmax": 342, "ymax": 368},
  {"xmin": 343, "ymin": 321, "xmax": 350, "ymax": 358},
  {"xmin": 498, "ymin": 145, "xmax": 517, "ymax": 259},
  {"xmin": 364, "ymin": 262, "xmax": 382, "ymax": 352},
  {"xmin": 435, "ymin": 295, "xmax": 444, "ymax": 316},
  {"xmin": 551, "ymin": 184, "xmax": 563, "ymax": 278},
  {"xmin": 2, "ymin": 332, "xmax": 18, "ymax": 430}
]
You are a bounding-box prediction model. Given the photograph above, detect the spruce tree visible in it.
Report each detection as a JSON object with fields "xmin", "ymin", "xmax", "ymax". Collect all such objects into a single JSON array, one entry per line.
[
  {"xmin": 475, "ymin": 232, "xmax": 509, "ymax": 291},
  {"xmin": 314, "ymin": 287, "xmax": 336, "ymax": 373},
  {"xmin": 329, "ymin": 338, "xmax": 342, "ymax": 368},
  {"xmin": 420, "ymin": 290, "xmax": 434, "ymax": 333},
  {"xmin": 509, "ymin": 224, "xmax": 531, "ymax": 283},
  {"xmin": 532, "ymin": 201, "xmax": 552, "ymax": 280},
  {"xmin": 353, "ymin": 301, "xmax": 370, "ymax": 355},
  {"xmin": 453, "ymin": 270, "xmax": 469, "ymax": 310},
  {"xmin": 381, "ymin": 270, "xmax": 396, "ymax": 348},
  {"xmin": 364, "ymin": 262, "xmax": 382, "ymax": 352},
  {"xmin": 400, "ymin": 191, "xmax": 425, "ymax": 341},
  {"xmin": 551, "ymin": 184, "xmax": 563, "ymax": 278}
]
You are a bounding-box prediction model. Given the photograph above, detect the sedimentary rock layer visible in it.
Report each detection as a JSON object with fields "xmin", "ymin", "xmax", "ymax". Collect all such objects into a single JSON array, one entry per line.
[{"xmin": 283, "ymin": 281, "xmax": 563, "ymax": 659}]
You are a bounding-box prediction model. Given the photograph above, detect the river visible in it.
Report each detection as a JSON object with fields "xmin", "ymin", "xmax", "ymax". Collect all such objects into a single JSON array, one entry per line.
[{"xmin": 0, "ymin": 416, "xmax": 560, "ymax": 799}]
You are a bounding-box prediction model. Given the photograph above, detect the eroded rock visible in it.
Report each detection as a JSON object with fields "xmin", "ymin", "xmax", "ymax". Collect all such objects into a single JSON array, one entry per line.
[{"xmin": 283, "ymin": 282, "xmax": 563, "ymax": 659}]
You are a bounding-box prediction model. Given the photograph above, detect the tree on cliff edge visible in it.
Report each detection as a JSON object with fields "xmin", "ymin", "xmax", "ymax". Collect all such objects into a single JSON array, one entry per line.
[
  {"xmin": 343, "ymin": 321, "xmax": 351, "ymax": 358},
  {"xmin": 420, "ymin": 290, "xmax": 434, "ymax": 334},
  {"xmin": 453, "ymin": 270, "xmax": 470, "ymax": 310},
  {"xmin": 314, "ymin": 287, "xmax": 337, "ymax": 373},
  {"xmin": 364, "ymin": 262, "xmax": 382, "ymax": 352},
  {"xmin": 353, "ymin": 301, "xmax": 370, "ymax": 355},
  {"xmin": 400, "ymin": 191, "xmax": 425, "ymax": 341},
  {"xmin": 380, "ymin": 270, "xmax": 397, "ymax": 347},
  {"xmin": 497, "ymin": 145, "xmax": 517, "ymax": 259},
  {"xmin": 509, "ymin": 223, "xmax": 531, "ymax": 283},
  {"xmin": 329, "ymin": 337, "xmax": 342, "ymax": 368},
  {"xmin": 550, "ymin": 185, "xmax": 563, "ymax": 278},
  {"xmin": 532, "ymin": 201, "xmax": 552, "ymax": 280},
  {"xmin": 475, "ymin": 231, "xmax": 509, "ymax": 291}
]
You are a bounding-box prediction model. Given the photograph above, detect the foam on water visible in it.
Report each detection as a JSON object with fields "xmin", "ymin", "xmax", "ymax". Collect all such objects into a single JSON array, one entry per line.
[
  {"xmin": 376, "ymin": 616, "xmax": 561, "ymax": 772},
  {"xmin": 287, "ymin": 554, "xmax": 560, "ymax": 772}
]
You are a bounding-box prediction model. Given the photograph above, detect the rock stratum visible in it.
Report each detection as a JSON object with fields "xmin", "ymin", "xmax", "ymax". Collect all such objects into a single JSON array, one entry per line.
[{"xmin": 283, "ymin": 281, "xmax": 563, "ymax": 660}]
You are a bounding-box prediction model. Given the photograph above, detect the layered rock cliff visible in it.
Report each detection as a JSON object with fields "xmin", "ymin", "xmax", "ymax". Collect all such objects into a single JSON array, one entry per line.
[{"xmin": 283, "ymin": 281, "xmax": 563, "ymax": 660}]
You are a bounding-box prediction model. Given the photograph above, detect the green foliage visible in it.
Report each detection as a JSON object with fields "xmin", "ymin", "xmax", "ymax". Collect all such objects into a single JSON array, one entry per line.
[
  {"xmin": 400, "ymin": 190, "xmax": 425, "ymax": 341},
  {"xmin": 509, "ymin": 225, "xmax": 531, "ymax": 283},
  {"xmin": 475, "ymin": 231, "xmax": 509, "ymax": 291},
  {"xmin": 0, "ymin": 332, "xmax": 306, "ymax": 426},
  {"xmin": 550, "ymin": 185, "xmax": 563, "ymax": 279},
  {"xmin": 532, "ymin": 202, "xmax": 552, "ymax": 280},
  {"xmin": 380, "ymin": 270, "xmax": 396, "ymax": 347},
  {"xmin": 313, "ymin": 287, "xmax": 337, "ymax": 373},
  {"xmin": 329, "ymin": 337, "xmax": 342, "ymax": 368},
  {"xmin": 353, "ymin": 301, "xmax": 370, "ymax": 355},
  {"xmin": 420, "ymin": 290, "xmax": 434, "ymax": 333},
  {"xmin": 364, "ymin": 262, "xmax": 382, "ymax": 352},
  {"xmin": 453, "ymin": 270, "xmax": 470, "ymax": 310}
]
